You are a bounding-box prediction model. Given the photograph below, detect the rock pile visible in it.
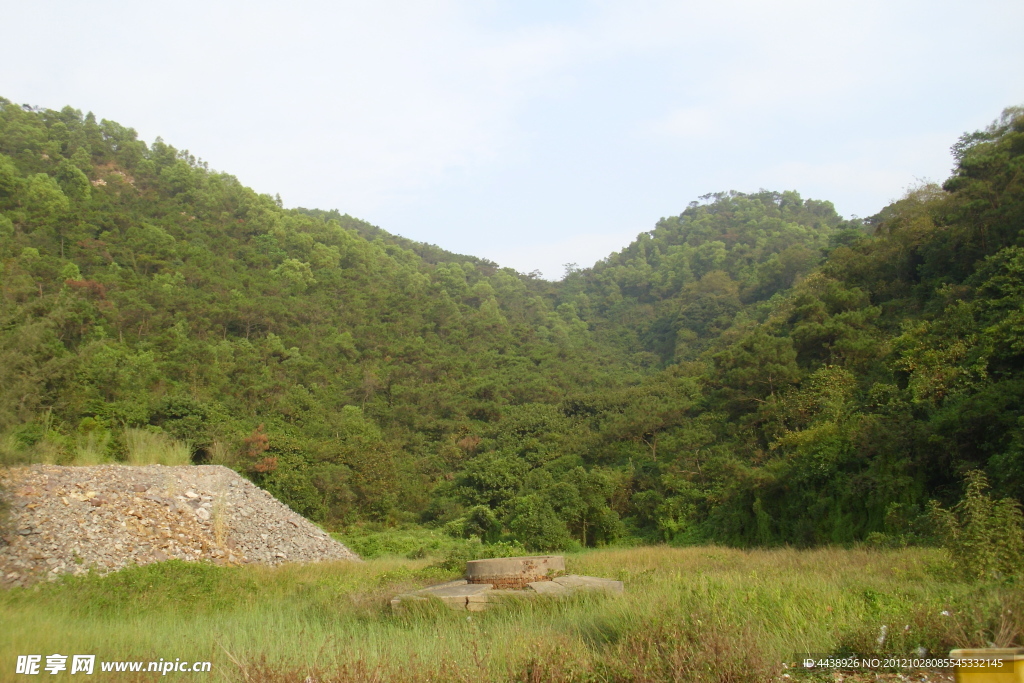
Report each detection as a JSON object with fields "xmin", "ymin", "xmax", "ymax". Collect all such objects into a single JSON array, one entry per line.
[{"xmin": 0, "ymin": 464, "xmax": 360, "ymax": 587}]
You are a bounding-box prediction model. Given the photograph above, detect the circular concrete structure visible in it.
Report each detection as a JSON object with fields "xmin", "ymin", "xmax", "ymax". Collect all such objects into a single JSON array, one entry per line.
[{"xmin": 465, "ymin": 555, "xmax": 565, "ymax": 589}]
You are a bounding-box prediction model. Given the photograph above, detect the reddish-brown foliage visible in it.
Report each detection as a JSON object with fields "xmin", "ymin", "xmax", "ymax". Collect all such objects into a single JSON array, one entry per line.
[
  {"xmin": 65, "ymin": 279, "xmax": 107, "ymax": 299},
  {"xmin": 456, "ymin": 435, "xmax": 482, "ymax": 453},
  {"xmin": 243, "ymin": 424, "xmax": 270, "ymax": 459},
  {"xmin": 252, "ymin": 456, "xmax": 278, "ymax": 473},
  {"xmin": 242, "ymin": 424, "xmax": 275, "ymax": 473},
  {"xmin": 76, "ymin": 238, "xmax": 113, "ymax": 263}
]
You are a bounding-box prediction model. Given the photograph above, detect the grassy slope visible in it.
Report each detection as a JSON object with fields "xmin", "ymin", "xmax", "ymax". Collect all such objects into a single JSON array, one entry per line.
[{"xmin": 1, "ymin": 546, "xmax": 1017, "ymax": 682}]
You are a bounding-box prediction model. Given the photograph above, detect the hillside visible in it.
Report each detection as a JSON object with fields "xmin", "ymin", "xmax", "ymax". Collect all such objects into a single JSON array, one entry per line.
[
  {"xmin": 558, "ymin": 190, "xmax": 863, "ymax": 364},
  {"xmin": 2, "ymin": 97, "xmax": 1022, "ymax": 550}
]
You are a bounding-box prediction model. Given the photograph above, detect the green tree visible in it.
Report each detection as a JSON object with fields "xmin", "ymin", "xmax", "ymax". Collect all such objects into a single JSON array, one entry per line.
[{"xmin": 55, "ymin": 159, "xmax": 90, "ymax": 200}]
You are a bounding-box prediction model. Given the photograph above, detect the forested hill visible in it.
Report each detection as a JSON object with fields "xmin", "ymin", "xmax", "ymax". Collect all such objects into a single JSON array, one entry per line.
[
  {"xmin": 293, "ymin": 207, "xmax": 497, "ymax": 270},
  {"xmin": 2, "ymin": 96, "xmax": 1022, "ymax": 550},
  {"xmin": 558, "ymin": 191, "xmax": 866, "ymax": 365}
]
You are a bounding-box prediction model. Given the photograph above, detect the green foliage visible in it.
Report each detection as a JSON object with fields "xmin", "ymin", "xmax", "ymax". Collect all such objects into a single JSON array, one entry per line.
[
  {"xmin": 263, "ymin": 459, "xmax": 329, "ymax": 521},
  {"xmin": 331, "ymin": 526, "xmax": 525, "ymax": 565},
  {"xmin": 443, "ymin": 504, "xmax": 502, "ymax": 543},
  {"xmin": 334, "ymin": 526, "xmax": 464, "ymax": 560},
  {"xmin": 24, "ymin": 173, "xmax": 69, "ymax": 218},
  {"xmin": 72, "ymin": 418, "xmax": 112, "ymax": 464},
  {"xmin": 148, "ymin": 396, "xmax": 209, "ymax": 445},
  {"xmin": 2, "ymin": 559, "xmax": 256, "ymax": 617},
  {"xmin": 568, "ymin": 189, "xmax": 851, "ymax": 364},
  {"xmin": 505, "ymin": 494, "xmax": 578, "ymax": 552},
  {"xmin": 0, "ymin": 153, "xmax": 20, "ymax": 197},
  {"xmin": 2, "ymin": 97, "xmax": 1024, "ymax": 550},
  {"xmin": 930, "ymin": 470, "xmax": 1024, "ymax": 580},
  {"xmin": 54, "ymin": 159, "xmax": 89, "ymax": 201},
  {"xmin": 430, "ymin": 537, "xmax": 529, "ymax": 572}
]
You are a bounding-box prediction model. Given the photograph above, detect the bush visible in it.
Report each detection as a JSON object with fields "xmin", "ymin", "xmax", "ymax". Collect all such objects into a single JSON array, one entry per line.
[
  {"xmin": 332, "ymin": 525, "xmax": 526, "ymax": 563},
  {"xmin": 442, "ymin": 504, "xmax": 501, "ymax": 543},
  {"xmin": 148, "ymin": 396, "xmax": 210, "ymax": 444},
  {"xmin": 263, "ymin": 463, "xmax": 328, "ymax": 522},
  {"xmin": 431, "ymin": 538, "xmax": 528, "ymax": 573},
  {"xmin": 930, "ymin": 470, "xmax": 1024, "ymax": 580},
  {"xmin": 1, "ymin": 417, "xmax": 71, "ymax": 466},
  {"xmin": 505, "ymin": 494, "xmax": 578, "ymax": 552}
]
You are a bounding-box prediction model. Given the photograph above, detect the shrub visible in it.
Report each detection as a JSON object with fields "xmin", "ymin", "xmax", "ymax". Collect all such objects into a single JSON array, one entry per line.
[
  {"xmin": 505, "ymin": 494, "xmax": 577, "ymax": 552},
  {"xmin": 930, "ymin": 470, "xmax": 1024, "ymax": 580},
  {"xmin": 442, "ymin": 505, "xmax": 501, "ymax": 543},
  {"xmin": 431, "ymin": 538, "xmax": 528, "ymax": 572}
]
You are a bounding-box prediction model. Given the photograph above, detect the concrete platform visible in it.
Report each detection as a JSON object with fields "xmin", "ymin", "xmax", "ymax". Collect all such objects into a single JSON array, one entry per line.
[
  {"xmin": 526, "ymin": 580, "xmax": 571, "ymax": 595},
  {"xmin": 391, "ymin": 574, "xmax": 622, "ymax": 611},
  {"xmin": 391, "ymin": 581, "xmax": 493, "ymax": 610}
]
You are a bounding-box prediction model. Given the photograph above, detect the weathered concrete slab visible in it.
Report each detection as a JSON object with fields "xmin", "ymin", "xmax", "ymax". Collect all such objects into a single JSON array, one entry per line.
[
  {"xmin": 466, "ymin": 592, "xmax": 493, "ymax": 611},
  {"xmin": 411, "ymin": 579, "xmax": 467, "ymax": 594},
  {"xmin": 390, "ymin": 564, "xmax": 623, "ymax": 612},
  {"xmin": 527, "ymin": 580, "xmax": 572, "ymax": 595},
  {"xmin": 418, "ymin": 583, "xmax": 492, "ymax": 598},
  {"xmin": 484, "ymin": 588, "xmax": 536, "ymax": 600},
  {"xmin": 392, "ymin": 581, "xmax": 493, "ymax": 611}
]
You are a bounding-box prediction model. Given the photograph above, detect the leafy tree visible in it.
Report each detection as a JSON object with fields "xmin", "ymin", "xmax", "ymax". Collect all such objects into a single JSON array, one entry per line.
[
  {"xmin": 55, "ymin": 159, "xmax": 90, "ymax": 201},
  {"xmin": 505, "ymin": 494, "xmax": 575, "ymax": 552}
]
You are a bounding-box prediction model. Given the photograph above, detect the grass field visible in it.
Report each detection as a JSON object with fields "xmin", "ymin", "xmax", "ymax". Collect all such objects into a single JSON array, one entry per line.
[{"xmin": 2, "ymin": 545, "xmax": 1020, "ymax": 682}]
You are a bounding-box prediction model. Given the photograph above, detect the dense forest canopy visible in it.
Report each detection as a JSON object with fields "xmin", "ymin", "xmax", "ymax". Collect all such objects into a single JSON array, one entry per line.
[{"xmin": 1, "ymin": 97, "xmax": 1022, "ymax": 550}]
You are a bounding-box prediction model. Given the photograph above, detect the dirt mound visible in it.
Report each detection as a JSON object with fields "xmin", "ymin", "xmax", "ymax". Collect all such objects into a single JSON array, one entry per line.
[{"xmin": 0, "ymin": 464, "xmax": 359, "ymax": 587}]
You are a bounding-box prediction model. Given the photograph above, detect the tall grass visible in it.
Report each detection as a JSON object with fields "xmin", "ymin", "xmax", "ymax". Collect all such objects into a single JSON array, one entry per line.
[
  {"xmin": 72, "ymin": 429, "xmax": 112, "ymax": 465},
  {"xmin": 0, "ymin": 433, "xmax": 27, "ymax": 466},
  {"xmin": 0, "ymin": 412, "xmax": 66, "ymax": 466},
  {"xmin": 125, "ymin": 428, "xmax": 192, "ymax": 466},
  {"xmin": 0, "ymin": 426, "xmax": 193, "ymax": 467},
  {"xmin": 1, "ymin": 546, "xmax": 1016, "ymax": 682},
  {"xmin": 208, "ymin": 440, "xmax": 233, "ymax": 466}
]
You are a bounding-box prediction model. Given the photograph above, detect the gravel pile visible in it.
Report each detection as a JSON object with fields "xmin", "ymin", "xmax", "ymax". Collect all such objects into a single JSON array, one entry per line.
[{"xmin": 0, "ymin": 464, "xmax": 359, "ymax": 587}]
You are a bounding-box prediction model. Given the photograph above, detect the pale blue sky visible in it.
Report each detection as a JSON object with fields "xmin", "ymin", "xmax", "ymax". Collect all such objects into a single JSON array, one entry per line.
[{"xmin": 2, "ymin": 0, "xmax": 1022, "ymax": 278}]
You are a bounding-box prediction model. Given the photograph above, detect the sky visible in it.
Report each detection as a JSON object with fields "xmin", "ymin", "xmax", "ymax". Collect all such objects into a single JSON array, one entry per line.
[{"xmin": 2, "ymin": 0, "xmax": 1023, "ymax": 279}]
